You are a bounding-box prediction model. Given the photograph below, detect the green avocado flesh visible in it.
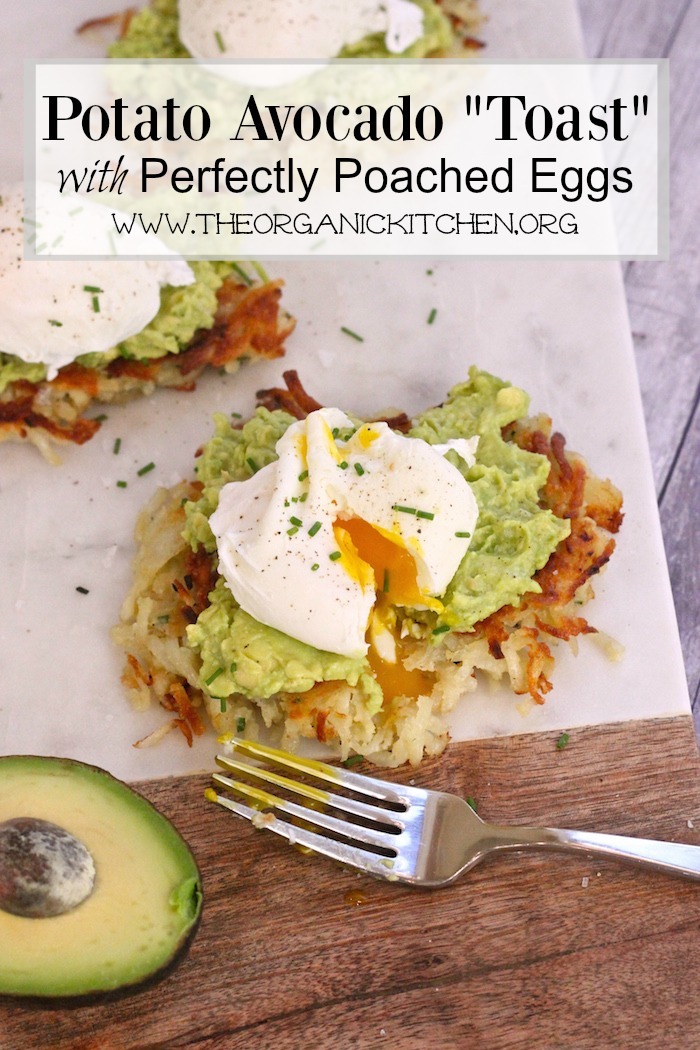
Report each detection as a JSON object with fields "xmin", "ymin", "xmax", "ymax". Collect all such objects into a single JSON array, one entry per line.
[
  {"xmin": 0, "ymin": 756, "xmax": 202, "ymax": 999},
  {"xmin": 109, "ymin": 0, "xmax": 454, "ymax": 60},
  {"xmin": 182, "ymin": 367, "xmax": 571, "ymax": 704}
]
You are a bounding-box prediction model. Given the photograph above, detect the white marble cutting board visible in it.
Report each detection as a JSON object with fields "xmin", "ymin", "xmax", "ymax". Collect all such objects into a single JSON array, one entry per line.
[{"xmin": 0, "ymin": 1, "xmax": 690, "ymax": 781}]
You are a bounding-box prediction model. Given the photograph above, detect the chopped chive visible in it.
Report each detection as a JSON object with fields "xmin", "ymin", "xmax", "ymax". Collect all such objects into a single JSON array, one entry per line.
[
  {"xmin": 94, "ymin": 414, "xmax": 108, "ymax": 423},
  {"xmin": 220, "ymin": 697, "xmax": 228, "ymax": 712},
  {"xmin": 91, "ymin": 295, "xmax": 100, "ymax": 313},
  {"xmin": 48, "ymin": 319, "xmax": 62, "ymax": 327},
  {"xmin": 157, "ymin": 614, "xmax": 170, "ymax": 624},
  {"xmin": 308, "ymin": 521, "xmax": 322, "ymax": 537},
  {"xmin": 329, "ymin": 551, "xmax": 342, "ymax": 561},
  {"xmin": 214, "ymin": 29, "xmax": 226, "ymax": 52},
  {"xmin": 284, "ymin": 498, "xmax": 290, "ymax": 507},
  {"xmin": 332, "ymin": 427, "xmax": 340, "ymax": 439},
  {"xmin": 116, "ymin": 480, "xmax": 127, "ymax": 488},
  {"xmin": 287, "ymin": 526, "xmax": 299, "ymax": 536},
  {"xmin": 382, "ymin": 569, "xmax": 390, "ymax": 593},
  {"xmin": 340, "ymin": 326, "xmax": 364, "ymax": 342},
  {"xmin": 556, "ymin": 731, "xmax": 570, "ymax": 750},
  {"xmin": 231, "ymin": 262, "xmax": 253, "ymax": 286},
  {"xmin": 83, "ymin": 285, "xmax": 103, "ymax": 293},
  {"xmin": 455, "ymin": 531, "xmax": 471, "ymax": 538},
  {"xmin": 230, "ymin": 661, "xmax": 237, "ymax": 673},
  {"xmin": 338, "ymin": 461, "xmax": 348, "ymax": 470},
  {"xmin": 354, "ymin": 462, "xmax": 365, "ymax": 476},
  {"xmin": 311, "ymin": 563, "xmax": 320, "ymax": 571},
  {"xmin": 231, "ymin": 411, "xmax": 242, "ymax": 419},
  {"xmin": 137, "ymin": 462, "xmax": 155, "ymax": 476},
  {"xmin": 426, "ymin": 268, "xmax": 433, "ymax": 275},
  {"xmin": 113, "ymin": 437, "xmax": 121, "ymax": 454},
  {"xmin": 427, "ymin": 308, "xmax": 437, "ymax": 325},
  {"xmin": 246, "ymin": 456, "xmax": 258, "ymax": 474},
  {"xmin": 299, "ymin": 492, "xmax": 308, "ymax": 502},
  {"xmin": 75, "ymin": 586, "xmax": 89, "ymax": 595},
  {"xmin": 432, "ymin": 624, "xmax": 450, "ymax": 635},
  {"xmin": 343, "ymin": 754, "xmax": 364, "ymax": 767},
  {"xmin": 466, "ymin": 796, "xmax": 477, "ymax": 812},
  {"xmin": 205, "ymin": 667, "xmax": 224, "ymax": 686},
  {"xmin": 289, "ymin": 516, "xmax": 302, "ymax": 527},
  {"xmin": 291, "ymin": 496, "xmax": 298, "ymax": 503},
  {"xmin": 298, "ymin": 469, "xmax": 309, "ymax": 482},
  {"xmin": 35, "ymin": 243, "xmax": 47, "ymax": 254},
  {"xmin": 416, "ymin": 509, "xmax": 435, "ymax": 520},
  {"xmin": 236, "ymin": 716, "xmax": 246, "ymax": 733},
  {"xmin": 51, "ymin": 235, "xmax": 64, "ymax": 248},
  {"xmin": 393, "ymin": 504, "xmax": 417, "ymax": 515}
]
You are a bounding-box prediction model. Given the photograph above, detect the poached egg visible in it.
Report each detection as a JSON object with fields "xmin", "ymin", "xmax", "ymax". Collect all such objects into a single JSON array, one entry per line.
[
  {"xmin": 178, "ymin": 0, "xmax": 425, "ymax": 61},
  {"xmin": 210, "ymin": 407, "xmax": 479, "ymax": 696},
  {"xmin": 0, "ymin": 184, "xmax": 194, "ymax": 379}
]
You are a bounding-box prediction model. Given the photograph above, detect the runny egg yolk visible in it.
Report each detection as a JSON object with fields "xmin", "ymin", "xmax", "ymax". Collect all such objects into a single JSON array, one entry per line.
[{"xmin": 334, "ymin": 516, "xmax": 437, "ymax": 701}]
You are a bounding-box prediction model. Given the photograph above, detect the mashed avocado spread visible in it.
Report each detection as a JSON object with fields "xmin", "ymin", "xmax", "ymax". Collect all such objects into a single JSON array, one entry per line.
[
  {"xmin": 109, "ymin": 0, "xmax": 454, "ymax": 60},
  {"xmin": 183, "ymin": 368, "xmax": 571, "ymax": 704},
  {"xmin": 0, "ymin": 260, "xmax": 243, "ymax": 394}
]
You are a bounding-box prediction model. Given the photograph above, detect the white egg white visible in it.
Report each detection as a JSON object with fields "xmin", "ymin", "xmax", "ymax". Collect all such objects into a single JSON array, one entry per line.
[
  {"xmin": 210, "ymin": 407, "xmax": 479, "ymax": 658},
  {"xmin": 178, "ymin": 0, "xmax": 425, "ymax": 61},
  {"xmin": 0, "ymin": 184, "xmax": 194, "ymax": 379}
]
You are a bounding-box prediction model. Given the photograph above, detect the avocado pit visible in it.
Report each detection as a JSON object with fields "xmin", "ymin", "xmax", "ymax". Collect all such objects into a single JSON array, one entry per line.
[{"xmin": 0, "ymin": 817, "xmax": 95, "ymax": 919}]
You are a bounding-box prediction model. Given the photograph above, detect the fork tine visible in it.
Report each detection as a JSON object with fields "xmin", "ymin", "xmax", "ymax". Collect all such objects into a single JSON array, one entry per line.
[
  {"xmin": 211, "ymin": 771, "xmax": 403, "ymax": 852},
  {"xmin": 220, "ymin": 736, "xmax": 413, "ymax": 806},
  {"xmin": 206, "ymin": 787, "xmax": 407, "ymax": 880},
  {"xmin": 215, "ymin": 754, "xmax": 404, "ymax": 829}
]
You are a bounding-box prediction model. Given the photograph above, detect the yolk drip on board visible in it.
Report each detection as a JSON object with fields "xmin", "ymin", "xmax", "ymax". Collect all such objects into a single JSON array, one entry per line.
[{"xmin": 334, "ymin": 516, "xmax": 437, "ymax": 701}]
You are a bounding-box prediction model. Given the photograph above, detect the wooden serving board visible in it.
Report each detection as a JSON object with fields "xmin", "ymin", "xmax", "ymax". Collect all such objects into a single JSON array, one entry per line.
[{"xmin": 5, "ymin": 716, "xmax": 700, "ymax": 1050}]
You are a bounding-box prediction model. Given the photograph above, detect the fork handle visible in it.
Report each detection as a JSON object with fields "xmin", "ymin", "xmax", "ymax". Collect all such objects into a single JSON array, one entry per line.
[{"xmin": 487, "ymin": 824, "xmax": 700, "ymax": 881}]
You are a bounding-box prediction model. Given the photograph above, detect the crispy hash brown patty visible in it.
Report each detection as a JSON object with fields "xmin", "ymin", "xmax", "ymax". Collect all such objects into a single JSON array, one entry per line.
[
  {"xmin": 0, "ymin": 276, "xmax": 294, "ymax": 461},
  {"xmin": 113, "ymin": 371, "xmax": 623, "ymax": 767}
]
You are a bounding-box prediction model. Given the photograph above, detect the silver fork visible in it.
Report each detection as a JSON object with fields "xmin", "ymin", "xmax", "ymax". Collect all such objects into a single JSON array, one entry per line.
[{"xmin": 207, "ymin": 738, "xmax": 700, "ymax": 887}]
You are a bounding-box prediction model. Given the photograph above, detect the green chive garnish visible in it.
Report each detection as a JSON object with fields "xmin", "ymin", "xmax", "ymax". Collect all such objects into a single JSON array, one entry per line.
[
  {"xmin": 113, "ymin": 437, "xmax": 121, "ymax": 455},
  {"xmin": 137, "ymin": 462, "xmax": 155, "ymax": 476},
  {"xmin": 427, "ymin": 308, "xmax": 437, "ymax": 325},
  {"xmin": 214, "ymin": 29, "xmax": 226, "ymax": 52},
  {"xmin": 231, "ymin": 411, "xmax": 242, "ymax": 419},
  {"xmin": 298, "ymin": 470, "xmax": 309, "ymax": 482},
  {"xmin": 343, "ymin": 754, "xmax": 364, "ymax": 767},
  {"xmin": 354, "ymin": 463, "xmax": 365, "ymax": 476},
  {"xmin": 308, "ymin": 521, "xmax": 322, "ymax": 537},
  {"xmin": 311, "ymin": 563, "xmax": 320, "ymax": 571},
  {"xmin": 246, "ymin": 457, "xmax": 258, "ymax": 474},
  {"xmin": 299, "ymin": 492, "xmax": 308, "ymax": 502},
  {"xmin": 231, "ymin": 262, "xmax": 253, "ymax": 286},
  {"xmin": 340, "ymin": 326, "xmax": 363, "ymax": 342},
  {"xmin": 205, "ymin": 667, "xmax": 224, "ymax": 686},
  {"xmin": 48, "ymin": 319, "xmax": 62, "ymax": 327},
  {"xmin": 230, "ymin": 662, "xmax": 237, "ymax": 673},
  {"xmin": 76, "ymin": 586, "xmax": 89, "ymax": 595},
  {"xmin": 432, "ymin": 624, "xmax": 450, "ymax": 635},
  {"xmin": 287, "ymin": 526, "xmax": 299, "ymax": 536},
  {"xmin": 94, "ymin": 414, "xmax": 108, "ymax": 423},
  {"xmin": 416, "ymin": 510, "xmax": 435, "ymax": 520},
  {"xmin": 338, "ymin": 461, "xmax": 348, "ymax": 470},
  {"xmin": 236, "ymin": 716, "xmax": 246, "ymax": 733},
  {"xmin": 329, "ymin": 551, "xmax": 342, "ymax": 561},
  {"xmin": 220, "ymin": 697, "xmax": 228, "ymax": 712},
  {"xmin": 467, "ymin": 797, "xmax": 477, "ymax": 812},
  {"xmin": 556, "ymin": 732, "xmax": 570, "ymax": 750},
  {"xmin": 393, "ymin": 504, "xmax": 417, "ymax": 515},
  {"xmin": 455, "ymin": 531, "xmax": 471, "ymax": 538},
  {"xmin": 382, "ymin": 570, "xmax": 390, "ymax": 593},
  {"xmin": 83, "ymin": 285, "xmax": 103, "ymax": 293},
  {"xmin": 289, "ymin": 516, "xmax": 302, "ymax": 527},
  {"xmin": 332, "ymin": 427, "xmax": 340, "ymax": 439},
  {"xmin": 91, "ymin": 295, "xmax": 100, "ymax": 313},
  {"xmin": 116, "ymin": 480, "xmax": 127, "ymax": 488},
  {"xmin": 426, "ymin": 269, "xmax": 433, "ymax": 275}
]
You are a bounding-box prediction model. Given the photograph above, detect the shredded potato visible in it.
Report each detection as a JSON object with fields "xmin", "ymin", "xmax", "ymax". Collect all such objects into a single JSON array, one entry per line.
[{"xmin": 113, "ymin": 373, "xmax": 623, "ymax": 767}]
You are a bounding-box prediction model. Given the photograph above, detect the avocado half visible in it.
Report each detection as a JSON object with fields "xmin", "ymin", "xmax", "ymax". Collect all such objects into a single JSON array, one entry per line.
[{"xmin": 0, "ymin": 755, "xmax": 202, "ymax": 999}]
